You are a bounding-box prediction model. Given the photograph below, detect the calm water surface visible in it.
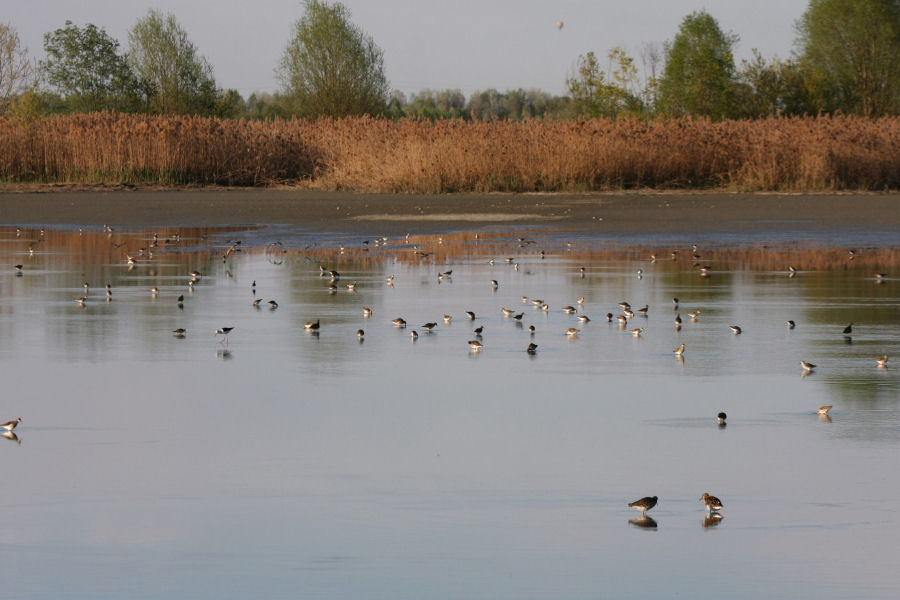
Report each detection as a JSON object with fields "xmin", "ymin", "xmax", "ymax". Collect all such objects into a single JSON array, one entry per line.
[{"xmin": 1, "ymin": 224, "xmax": 899, "ymax": 599}]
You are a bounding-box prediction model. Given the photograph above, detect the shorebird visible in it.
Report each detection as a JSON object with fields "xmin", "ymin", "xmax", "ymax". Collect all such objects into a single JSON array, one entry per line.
[
  {"xmin": 268, "ymin": 300, "xmax": 279, "ymax": 309},
  {"xmin": 391, "ymin": 317, "xmax": 407, "ymax": 328},
  {"xmin": 717, "ymin": 412, "xmax": 726, "ymax": 426},
  {"xmin": 189, "ymin": 270, "xmax": 202, "ymax": 280},
  {"xmin": 526, "ymin": 343, "xmax": 538, "ymax": 354},
  {"xmin": 490, "ymin": 280, "xmax": 499, "ymax": 288},
  {"xmin": 173, "ymin": 328, "xmax": 186, "ymax": 337},
  {"xmin": 1, "ymin": 418, "xmax": 21, "ymax": 431},
  {"xmin": 502, "ymin": 308, "xmax": 515, "ymax": 317},
  {"xmin": 616, "ymin": 315, "xmax": 628, "ymax": 325},
  {"xmin": 562, "ymin": 306, "xmax": 576, "ymax": 314},
  {"xmin": 637, "ymin": 305, "xmax": 649, "ymax": 315},
  {"xmin": 363, "ymin": 307, "xmax": 373, "ymax": 317},
  {"xmin": 14, "ymin": 264, "xmax": 23, "ymax": 273},
  {"xmin": 411, "ymin": 330, "xmax": 419, "ymax": 340},
  {"xmin": 577, "ymin": 315, "xmax": 591, "ymax": 323},
  {"xmin": 473, "ymin": 325, "xmax": 484, "ymax": 335},
  {"xmin": 528, "ymin": 325, "xmax": 535, "ymax": 334},
  {"xmin": 565, "ymin": 328, "xmax": 581, "ymax": 337},
  {"xmin": 876, "ymin": 354, "xmax": 888, "ymax": 367},
  {"xmin": 443, "ymin": 315, "xmax": 452, "ymax": 324},
  {"xmin": 688, "ymin": 310, "xmax": 701, "ymax": 320},
  {"xmin": 787, "ymin": 320, "xmax": 796, "ymax": 329},
  {"xmin": 875, "ymin": 272, "xmax": 886, "ymax": 279},
  {"xmin": 624, "ymin": 309, "xmax": 635, "ymax": 319},
  {"xmin": 674, "ymin": 343, "xmax": 685, "ymax": 356},
  {"xmin": 215, "ymin": 327, "xmax": 234, "ymax": 342},
  {"xmin": 304, "ymin": 319, "xmax": 320, "ymax": 331},
  {"xmin": 346, "ymin": 281, "xmax": 357, "ymax": 291},
  {"xmin": 421, "ymin": 322, "xmax": 437, "ymax": 332},
  {"xmin": 630, "ymin": 327, "xmax": 644, "ymax": 337},
  {"xmin": 618, "ymin": 302, "xmax": 631, "ymax": 310},
  {"xmin": 700, "ymin": 492, "xmax": 724, "ymax": 513},
  {"xmin": 672, "ymin": 297, "xmax": 679, "ymax": 308},
  {"xmin": 465, "ymin": 311, "xmax": 475, "ymax": 320},
  {"xmin": 605, "ymin": 313, "xmax": 613, "ymax": 322},
  {"xmin": 577, "ymin": 297, "xmax": 585, "ymax": 305},
  {"xmin": 730, "ymin": 325, "xmax": 742, "ymax": 334},
  {"xmin": 468, "ymin": 339, "xmax": 484, "ymax": 351},
  {"xmin": 74, "ymin": 296, "xmax": 87, "ymax": 306},
  {"xmin": 512, "ymin": 312, "xmax": 524, "ymax": 321},
  {"xmin": 151, "ymin": 287, "xmax": 159, "ymax": 296},
  {"xmin": 357, "ymin": 329, "xmax": 365, "ymax": 339},
  {"xmin": 842, "ymin": 323, "xmax": 853, "ymax": 335},
  {"xmin": 674, "ymin": 314, "xmax": 682, "ymax": 326},
  {"xmin": 531, "ymin": 299, "xmax": 544, "ymax": 306},
  {"xmin": 801, "ymin": 360, "xmax": 816, "ymax": 372},
  {"xmin": 385, "ymin": 274, "xmax": 394, "ymax": 284},
  {"xmin": 177, "ymin": 294, "xmax": 184, "ymax": 304},
  {"xmin": 628, "ymin": 496, "xmax": 658, "ymax": 514},
  {"xmin": 253, "ymin": 298, "xmax": 262, "ymax": 307},
  {"xmin": 817, "ymin": 405, "xmax": 832, "ymax": 415}
]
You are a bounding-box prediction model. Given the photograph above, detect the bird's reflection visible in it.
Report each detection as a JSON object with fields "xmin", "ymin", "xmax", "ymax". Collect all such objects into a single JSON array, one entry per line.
[
  {"xmin": 216, "ymin": 348, "xmax": 233, "ymax": 360},
  {"xmin": 675, "ymin": 354, "xmax": 685, "ymax": 366},
  {"xmin": 702, "ymin": 513, "xmax": 724, "ymax": 528},
  {"xmin": 629, "ymin": 515, "xmax": 658, "ymax": 529},
  {"xmin": 818, "ymin": 413, "xmax": 833, "ymax": 423},
  {"xmin": 2, "ymin": 431, "xmax": 20, "ymax": 445}
]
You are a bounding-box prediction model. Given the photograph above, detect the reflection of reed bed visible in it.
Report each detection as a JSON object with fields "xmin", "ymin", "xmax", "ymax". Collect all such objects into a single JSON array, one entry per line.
[
  {"xmin": 321, "ymin": 233, "xmax": 900, "ymax": 272},
  {"xmin": 4, "ymin": 114, "xmax": 900, "ymax": 191},
  {"xmin": 4, "ymin": 226, "xmax": 898, "ymax": 273}
]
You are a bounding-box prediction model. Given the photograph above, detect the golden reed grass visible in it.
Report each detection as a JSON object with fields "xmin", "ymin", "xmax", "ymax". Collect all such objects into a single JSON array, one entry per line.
[{"xmin": 2, "ymin": 113, "xmax": 900, "ymax": 191}]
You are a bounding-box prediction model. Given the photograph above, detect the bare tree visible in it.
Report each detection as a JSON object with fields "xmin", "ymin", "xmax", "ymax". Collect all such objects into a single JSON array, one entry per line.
[{"xmin": 0, "ymin": 22, "xmax": 36, "ymax": 114}]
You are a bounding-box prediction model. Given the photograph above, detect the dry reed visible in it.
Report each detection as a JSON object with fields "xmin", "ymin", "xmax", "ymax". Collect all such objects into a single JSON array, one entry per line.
[{"xmin": 2, "ymin": 113, "xmax": 900, "ymax": 192}]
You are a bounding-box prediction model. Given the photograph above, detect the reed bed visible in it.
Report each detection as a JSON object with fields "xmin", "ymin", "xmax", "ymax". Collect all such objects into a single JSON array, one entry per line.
[{"xmin": 2, "ymin": 113, "xmax": 900, "ymax": 191}]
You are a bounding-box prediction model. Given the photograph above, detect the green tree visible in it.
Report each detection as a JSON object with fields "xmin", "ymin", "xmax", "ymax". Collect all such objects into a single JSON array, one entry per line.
[
  {"xmin": 0, "ymin": 22, "xmax": 36, "ymax": 115},
  {"xmin": 277, "ymin": 0, "xmax": 388, "ymax": 118},
  {"xmin": 41, "ymin": 21, "xmax": 141, "ymax": 113},
  {"xmin": 566, "ymin": 48, "xmax": 642, "ymax": 118},
  {"xmin": 796, "ymin": 0, "xmax": 900, "ymax": 116},
  {"xmin": 657, "ymin": 11, "xmax": 738, "ymax": 119},
  {"xmin": 127, "ymin": 9, "xmax": 217, "ymax": 115}
]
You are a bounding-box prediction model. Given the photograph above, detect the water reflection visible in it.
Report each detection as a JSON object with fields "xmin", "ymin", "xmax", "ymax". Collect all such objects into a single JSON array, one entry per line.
[
  {"xmin": 2, "ymin": 224, "xmax": 900, "ymax": 599},
  {"xmin": 702, "ymin": 514, "xmax": 724, "ymax": 528},
  {"xmin": 629, "ymin": 515, "xmax": 658, "ymax": 529}
]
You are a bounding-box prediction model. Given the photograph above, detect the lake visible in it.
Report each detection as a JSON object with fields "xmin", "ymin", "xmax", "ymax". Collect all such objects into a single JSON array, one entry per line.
[{"xmin": 1, "ymin": 218, "xmax": 898, "ymax": 599}]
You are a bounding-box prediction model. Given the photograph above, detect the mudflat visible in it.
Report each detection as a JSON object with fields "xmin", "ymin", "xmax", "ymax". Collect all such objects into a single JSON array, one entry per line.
[{"xmin": 1, "ymin": 189, "xmax": 899, "ymax": 242}]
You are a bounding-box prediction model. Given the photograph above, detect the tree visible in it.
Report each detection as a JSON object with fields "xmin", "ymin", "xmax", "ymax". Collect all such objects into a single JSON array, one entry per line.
[
  {"xmin": 277, "ymin": 0, "xmax": 389, "ymax": 117},
  {"xmin": 657, "ymin": 11, "xmax": 738, "ymax": 119},
  {"xmin": 0, "ymin": 22, "xmax": 36, "ymax": 115},
  {"xmin": 566, "ymin": 48, "xmax": 642, "ymax": 118},
  {"xmin": 796, "ymin": 0, "xmax": 900, "ymax": 116},
  {"xmin": 41, "ymin": 21, "xmax": 141, "ymax": 113},
  {"xmin": 127, "ymin": 10, "xmax": 217, "ymax": 115}
]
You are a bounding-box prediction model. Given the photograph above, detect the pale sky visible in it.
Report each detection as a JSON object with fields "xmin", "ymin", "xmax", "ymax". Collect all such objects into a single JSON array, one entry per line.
[{"xmin": 9, "ymin": 1, "xmax": 811, "ymax": 97}]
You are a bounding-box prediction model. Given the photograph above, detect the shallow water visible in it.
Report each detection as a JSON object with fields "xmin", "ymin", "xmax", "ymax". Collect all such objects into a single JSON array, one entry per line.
[{"xmin": 1, "ymin": 224, "xmax": 899, "ymax": 599}]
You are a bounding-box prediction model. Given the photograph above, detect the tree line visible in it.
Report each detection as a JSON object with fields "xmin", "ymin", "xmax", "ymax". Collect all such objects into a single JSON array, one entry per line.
[{"xmin": 1, "ymin": 0, "xmax": 899, "ymax": 121}]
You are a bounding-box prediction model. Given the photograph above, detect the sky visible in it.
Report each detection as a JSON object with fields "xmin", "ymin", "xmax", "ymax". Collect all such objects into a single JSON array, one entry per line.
[{"xmin": 9, "ymin": 1, "xmax": 812, "ymax": 98}]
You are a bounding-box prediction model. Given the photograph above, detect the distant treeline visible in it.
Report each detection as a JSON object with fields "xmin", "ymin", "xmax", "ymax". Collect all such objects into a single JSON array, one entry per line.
[
  {"xmin": 2, "ymin": 113, "xmax": 899, "ymax": 192},
  {"xmin": 2, "ymin": 1, "xmax": 900, "ymax": 122}
]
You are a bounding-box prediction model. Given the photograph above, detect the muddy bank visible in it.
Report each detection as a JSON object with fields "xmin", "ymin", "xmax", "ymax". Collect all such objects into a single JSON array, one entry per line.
[{"xmin": 1, "ymin": 189, "xmax": 899, "ymax": 245}]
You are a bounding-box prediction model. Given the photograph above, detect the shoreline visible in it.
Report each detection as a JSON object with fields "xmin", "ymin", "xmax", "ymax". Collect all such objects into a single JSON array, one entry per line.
[{"xmin": 2, "ymin": 189, "xmax": 899, "ymax": 247}]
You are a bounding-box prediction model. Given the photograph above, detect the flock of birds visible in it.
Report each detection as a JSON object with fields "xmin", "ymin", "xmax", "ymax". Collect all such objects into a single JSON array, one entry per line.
[{"xmin": 5, "ymin": 230, "xmax": 894, "ymax": 525}]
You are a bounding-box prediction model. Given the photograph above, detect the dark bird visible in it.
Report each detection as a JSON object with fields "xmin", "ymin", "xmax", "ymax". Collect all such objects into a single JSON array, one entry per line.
[
  {"xmin": 465, "ymin": 311, "xmax": 475, "ymax": 320},
  {"xmin": 842, "ymin": 322, "xmax": 853, "ymax": 335},
  {"xmin": 473, "ymin": 325, "xmax": 484, "ymax": 335},
  {"xmin": 421, "ymin": 322, "xmax": 437, "ymax": 331},
  {"xmin": 730, "ymin": 325, "xmax": 742, "ymax": 334},
  {"xmin": 268, "ymin": 300, "xmax": 278, "ymax": 309},
  {"xmin": 526, "ymin": 343, "xmax": 538, "ymax": 354},
  {"xmin": 628, "ymin": 496, "xmax": 658, "ymax": 514},
  {"xmin": 172, "ymin": 328, "xmax": 186, "ymax": 337},
  {"xmin": 305, "ymin": 319, "xmax": 321, "ymax": 331},
  {"xmin": 391, "ymin": 317, "xmax": 406, "ymax": 328},
  {"xmin": 717, "ymin": 412, "xmax": 727, "ymax": 427},
  {"xmin": 787, "ymin": 320, "xmax": 795, "ymax": 329}
]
